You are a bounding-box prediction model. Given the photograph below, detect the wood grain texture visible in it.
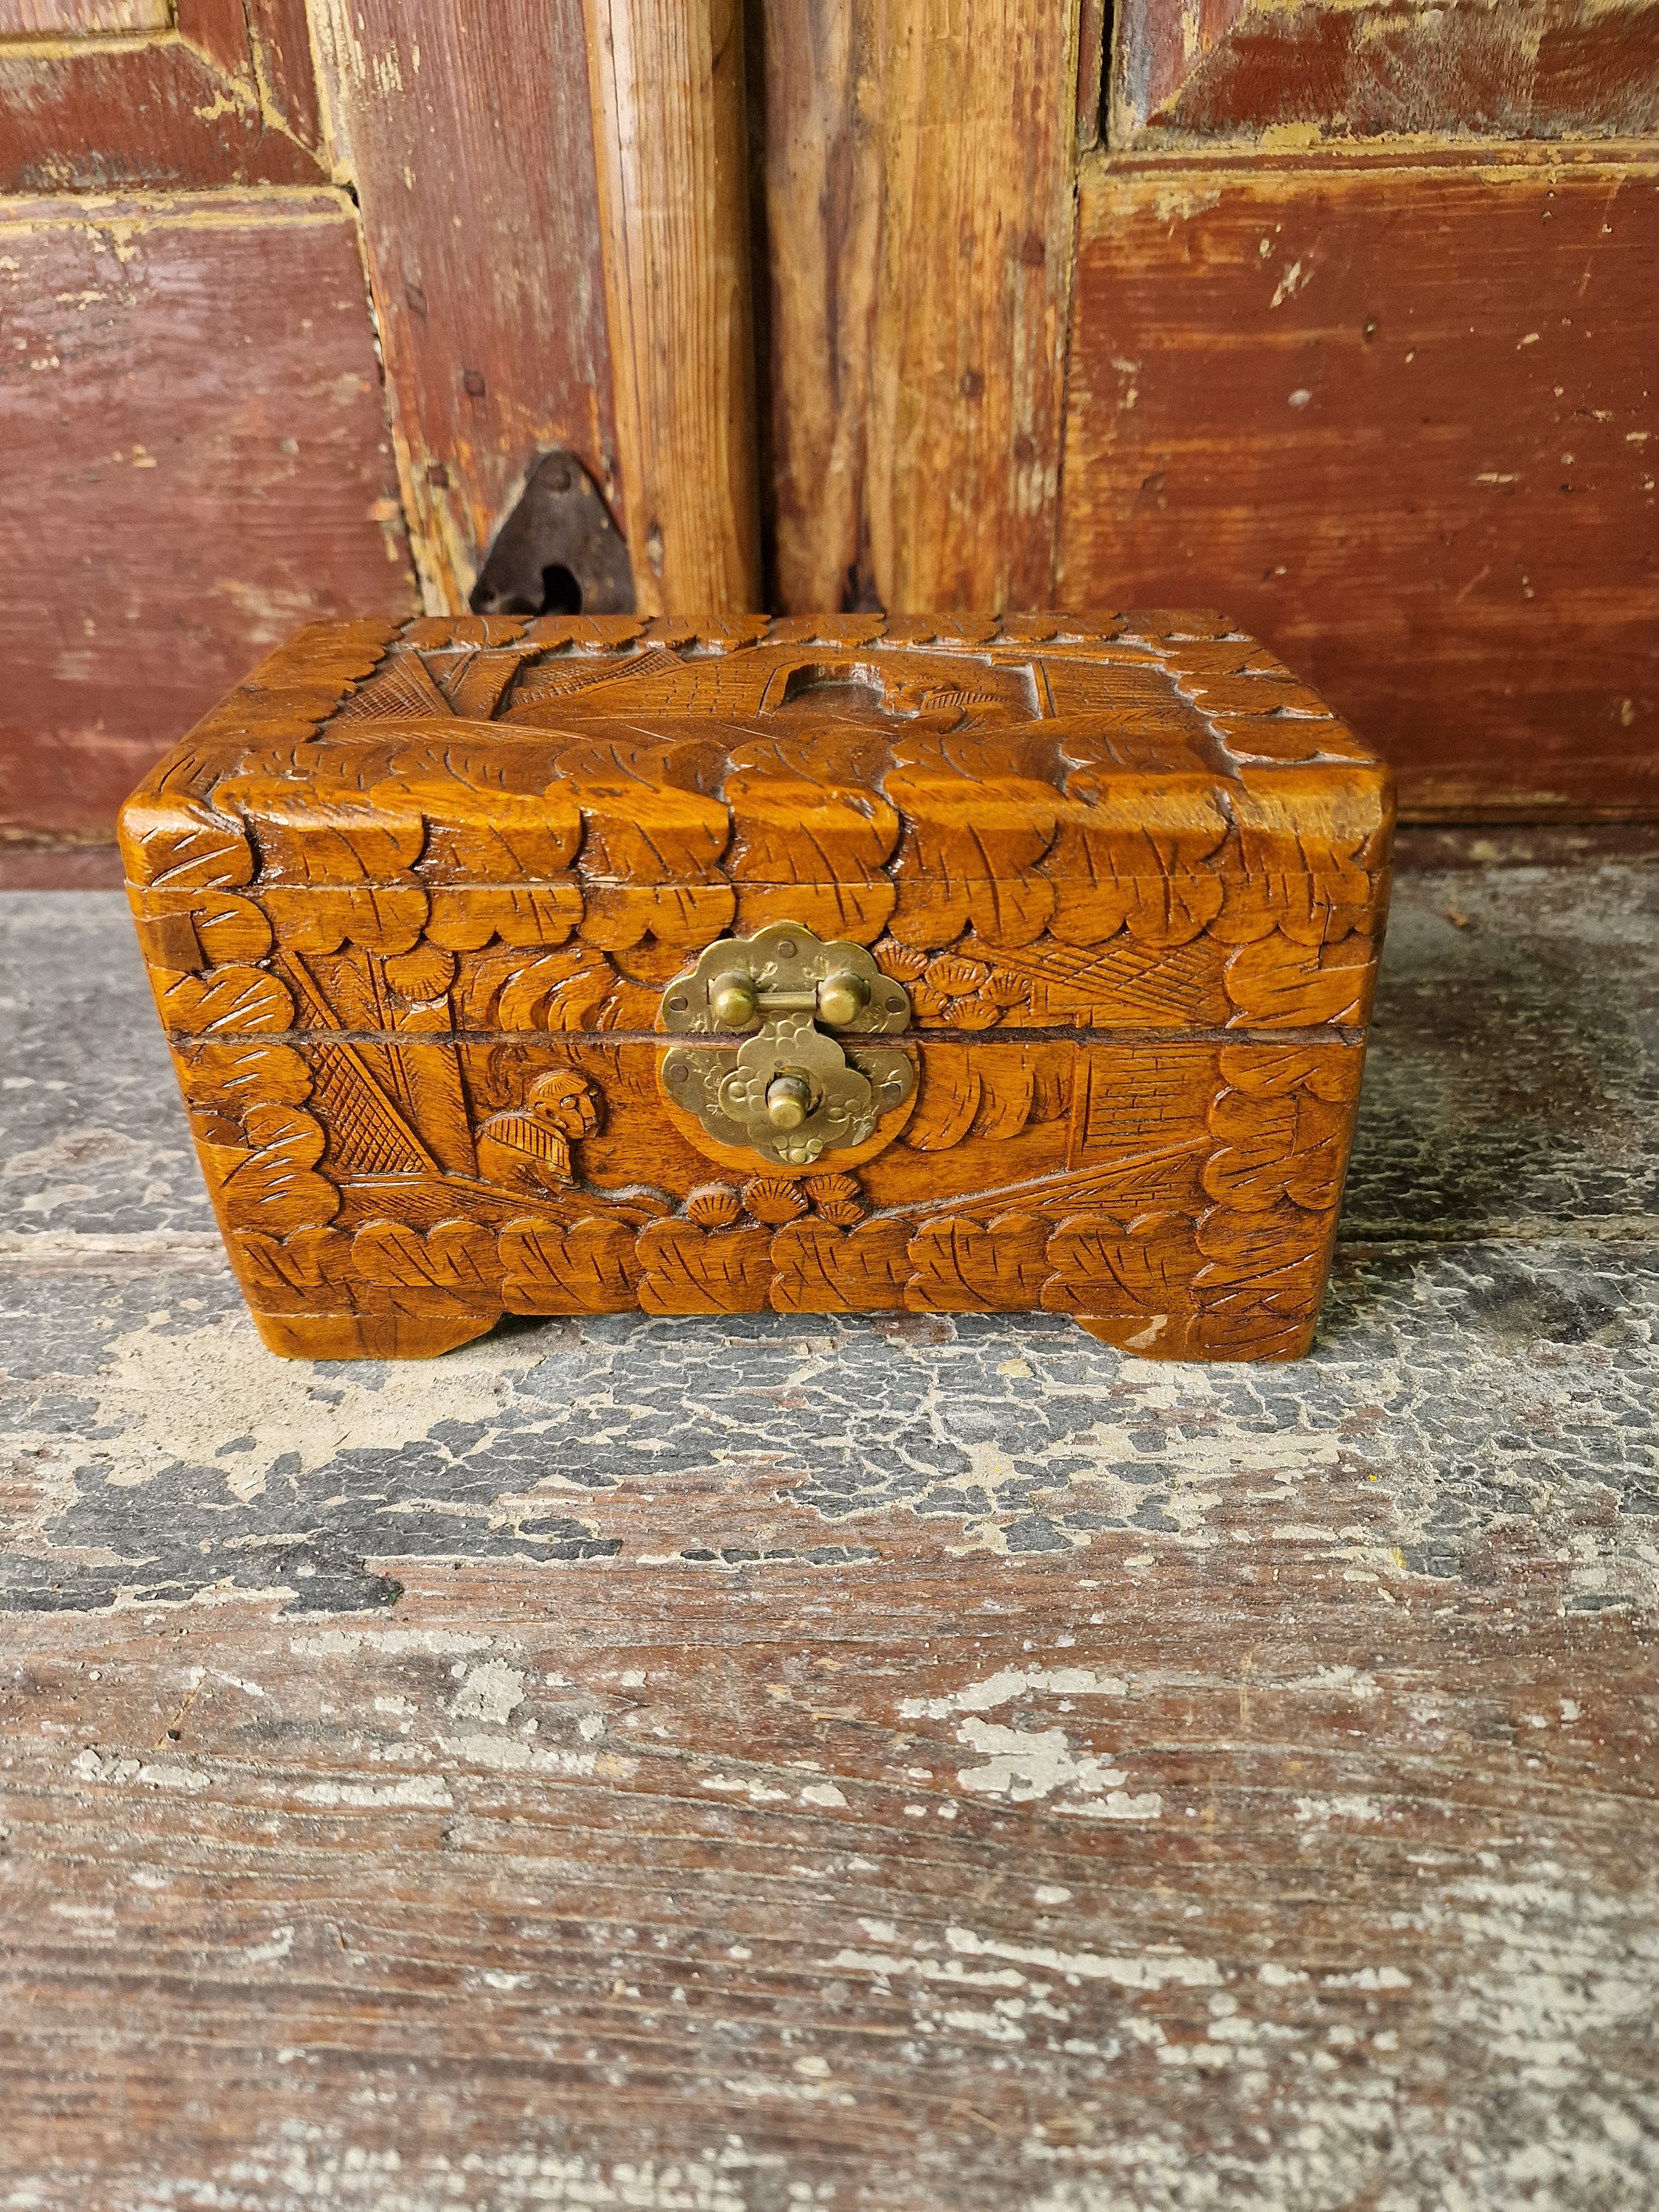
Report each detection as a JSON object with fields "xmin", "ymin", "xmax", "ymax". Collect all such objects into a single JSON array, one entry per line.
[
  {"xmin": 310, "ymin": 0, "xmax": 622, "ymax": 616},
  {"xmin": 755, "ymin": 0, "xmax": 1078, "ymax": 614},
  {"xmin": 0, "ymin": 194, "xmax": 418, "ymax": 843},
  {"xmin": 1057, "ymin": 147, "xmax": 1659, "ymax": 821},
  {"xmin": 118, "ymin": 613, "xmax": 1390, "ymax": 1359},
  {"xmin": 585, "ymin": 0, "xmax": 762, "ymax": 614},
  {"xmin": 1113, "ymin": 0, "xmax": 1659, "ymax": 145},
  {"xmin": 3, "ymin": 1536, "xmax": 1653, "ymax": 2208}
]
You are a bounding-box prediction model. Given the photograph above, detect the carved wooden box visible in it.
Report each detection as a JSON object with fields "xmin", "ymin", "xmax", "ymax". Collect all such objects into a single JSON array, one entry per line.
[{"xmin": 119, "ymin": 613, "xmax": 1393, "ymax": 1361}]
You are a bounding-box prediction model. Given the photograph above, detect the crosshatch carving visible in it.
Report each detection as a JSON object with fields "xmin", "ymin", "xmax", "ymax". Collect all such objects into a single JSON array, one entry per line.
[{"xmin": 121, "ymin": 611, "xmax": 1394, "ymax": 1361}]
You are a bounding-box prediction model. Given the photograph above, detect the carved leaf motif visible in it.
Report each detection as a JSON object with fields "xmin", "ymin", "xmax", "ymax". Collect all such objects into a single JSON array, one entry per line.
[
  {"xmin": 1209, "ymin": 716, "xmax": 1369, "ymax": 767},
  {"xmin": 900, "ymin": 1043, "xmax": 1070, "ymax": 1151},
  {"xmin": 967, "ymin": 1049, "xmax": 1040, "ymax": 1142},
  {"xmin": 1212, "ymin": 768, "xmax": 1388, "ymax": 948},
  {"xmin": 905, "ymin": 1211, "xmax": 1051, "ymax": 1312},
  {"xmin": 352, "ymin": 1217, "xmax": 500, "ymax": 1290},
  {"xmin": 218, "ymin": 1103, "xmax": 340, "ymax": 1234},
  {"xmin": 173, "ymin": 1041, "xmax": 311, "ymax": 1107},
  {"xmin": 234, "ymin": 1225, "xmax": 353, "ymax": 1295},
  {"xmin": 426, "ymin": 884, "xmax": 582, "ymax": 953},
  {"xmin": 723, "ymin": 727, "xmax": 901, "ymax": 881},
  {"xmin": 1223, "ymin": 932, "xmax": 1376, "ymax": 1028},
  {"xmin": 901, "ymin": 1045, "xmax": 981, "ymax": 1151},
  {"xmin": 1186, "ymin": 676, "xmax": 1332, "ymax": 718},
  {"xmin": 1044, "ymin": 775, "xmax": 1229, "ymax": 950},
  {"xmin": 119, "ymin": 793, "xmax": 253, "ymax": 893},
  {"xmin": 1189, "ymin": 1287, "xmax": 1321, "ymax": 1360},
  {"xmin": 1216, "ymin": 1042, "xmax": 1365, "ymax": 1105},
  {"xmin": 731, "ymin": 879, "xmax": 896, "ymax": 945},
  {"xmin": 261, "ymin": 884, "xmax": 430, "ymax": 958},
  {"xmin": 371, "ymin": 758, "xmax": 582, "ymax": 880},
  {"xmin": 580, "ymin": 880, "xmax": 737, "ymax": 953},
  {"xmin": 156, "ymin": 967, "xmax": 294, "ymax": 1036},
  {"xmin": 636, "ymin": 1221, "xmax": 773, "ymax": 1314},
  {"xmin": 1026, "ymin": 1042, "xmax": 1075, "ymax": 1127},
  {"xmin": 500, "ymin": 1217, "xmax": 642, "ymax": 1313},
  {"xmin": 555, "ymin": 733, "xmax": 731, "ymax": 877},
  {"xmin": 1040, "ymin": 1210, "xmax": 1200, "ymax": 1314},
  {"xmin": 883, "ymin": 728, "xmax": 1063, "ymax": 950},
  {"xmin": 639, "ymin": 615, "xmax": 772, "ymax": 652},
  {"xmin": 217, "ymin": 777, "xmax": 425, "ymax": 881},
  {"xmin": 1194, "ymin": 1201, "xmax": 1332, "ymax": 1289},
  {"xmin": 768, "ymin": 1219, "xmax": 911, "ymax": 1312},
  {"xmin": 521, "ymin": 613, "xmax": 647, "ymax": 653},
  {"xmin": 134, "ymin": 888, "xmax": 271, "ymax": 969},
  {"xmin": 1203, "ymin": 1090, "xmax": 1352, "ymax": 1213},
  {"xmin": 723, "ymin": 720, "xmax": 899, "ymax": 939}
]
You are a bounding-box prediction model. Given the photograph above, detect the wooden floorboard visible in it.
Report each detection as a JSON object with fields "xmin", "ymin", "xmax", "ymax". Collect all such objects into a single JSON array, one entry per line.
[{"xmin": 1, "ymin": 859, "xmax": 1655, "ymax": 2209}]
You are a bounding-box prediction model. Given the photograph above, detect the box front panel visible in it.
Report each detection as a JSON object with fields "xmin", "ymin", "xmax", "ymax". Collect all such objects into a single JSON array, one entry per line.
[{"xmin": 167, "ymin": 1026, "xmax": 1363, "ymax": 1362}]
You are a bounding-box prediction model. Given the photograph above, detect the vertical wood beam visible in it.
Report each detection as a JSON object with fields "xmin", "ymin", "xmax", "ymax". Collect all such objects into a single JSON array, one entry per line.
[
  {"xmin": 585, "ymin": 0, "xmax": 763, "ymax": 614},
  {"xmin": 311, "ymin": 0, "xmax": 621, "ymax": 614},
  {"xmin": 757, "ymin": 0, "xmax": 1080, "ymax": 616}
]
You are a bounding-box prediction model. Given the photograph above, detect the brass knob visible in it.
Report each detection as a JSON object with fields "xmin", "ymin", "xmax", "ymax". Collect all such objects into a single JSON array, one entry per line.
[
  {"xmin": 816, "ymin": 969, "xmax": 869, "ymax": 1026},
  {"xmin": 709, "ymin": 971, "xmax": 759, "ymax": 1028},
  {"xmin": 765, "ymin": 1071, "xmax": 813, "ymax": 1130}
]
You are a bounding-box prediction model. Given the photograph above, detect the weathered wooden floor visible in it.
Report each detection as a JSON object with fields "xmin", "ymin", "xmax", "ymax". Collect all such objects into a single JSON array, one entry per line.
[{"xmin": 2, "ymin": 849, "xmax": 1655, "ymax": 2211}]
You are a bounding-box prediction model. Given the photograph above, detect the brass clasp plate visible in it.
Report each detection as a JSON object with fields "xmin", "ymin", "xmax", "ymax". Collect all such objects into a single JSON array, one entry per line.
[{"xmin": 658, "ymin": 922, "xmax": 915, "ymax": 1166}]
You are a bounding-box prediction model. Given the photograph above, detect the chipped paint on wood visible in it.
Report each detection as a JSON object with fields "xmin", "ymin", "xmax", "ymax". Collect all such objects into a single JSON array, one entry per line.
[
  {"xmin": 1113, "ymin": 0, "xmax": 1659, "ymax": 147},
  {"xmin": 310, "ymin": 0, "xmax": 621, "ymax": 614},
  {"xmin": 0, "ymin": 20, "xmax": 327, "ymax": 192},
  {"xmin": 0, "ymin": 191, "xmax": 417, "ymax": 840}
]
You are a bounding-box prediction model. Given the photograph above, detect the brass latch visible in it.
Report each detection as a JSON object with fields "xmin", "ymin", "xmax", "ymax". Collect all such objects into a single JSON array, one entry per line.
[{"xmin": 658, "ymin": 922, "xmax": 915, "ymax": 1165}]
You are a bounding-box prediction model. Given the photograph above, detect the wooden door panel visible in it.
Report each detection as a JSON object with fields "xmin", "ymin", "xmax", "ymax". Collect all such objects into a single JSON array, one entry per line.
[
  {"xmin": 1057, "ymin": 148, "xmax": 1658, "ymax": 819},
  {"xmin": 0, "ymin": 192, "xmax": 418, "ymax": 841},
  {"xmin": 0, "ymin": 0, "xmax": 325, "ymax": 190}
]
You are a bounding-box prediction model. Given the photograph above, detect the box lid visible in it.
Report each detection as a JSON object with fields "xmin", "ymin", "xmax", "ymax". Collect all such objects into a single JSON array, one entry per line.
[{"xmin": 120, "ymin": 611, "xmax": 1394, "ymax": 1037}]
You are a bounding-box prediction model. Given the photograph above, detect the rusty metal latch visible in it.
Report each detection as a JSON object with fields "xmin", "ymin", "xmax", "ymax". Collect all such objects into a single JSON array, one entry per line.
[{"xmin": 658, "ymin": 922, "xmax": 914, "ymax": 1166}]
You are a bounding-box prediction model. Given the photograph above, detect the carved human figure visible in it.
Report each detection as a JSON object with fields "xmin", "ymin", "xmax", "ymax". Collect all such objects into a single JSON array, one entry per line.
[{"xmin": 476, "ymin": 1069, "xmax": 599, "ymax": 1194}]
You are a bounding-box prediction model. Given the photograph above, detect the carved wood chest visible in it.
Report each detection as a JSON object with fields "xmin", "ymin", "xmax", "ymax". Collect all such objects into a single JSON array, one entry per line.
[{"xmin": 119, "ymin": 613, "xmax": 1394, "ymax": 1361}]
